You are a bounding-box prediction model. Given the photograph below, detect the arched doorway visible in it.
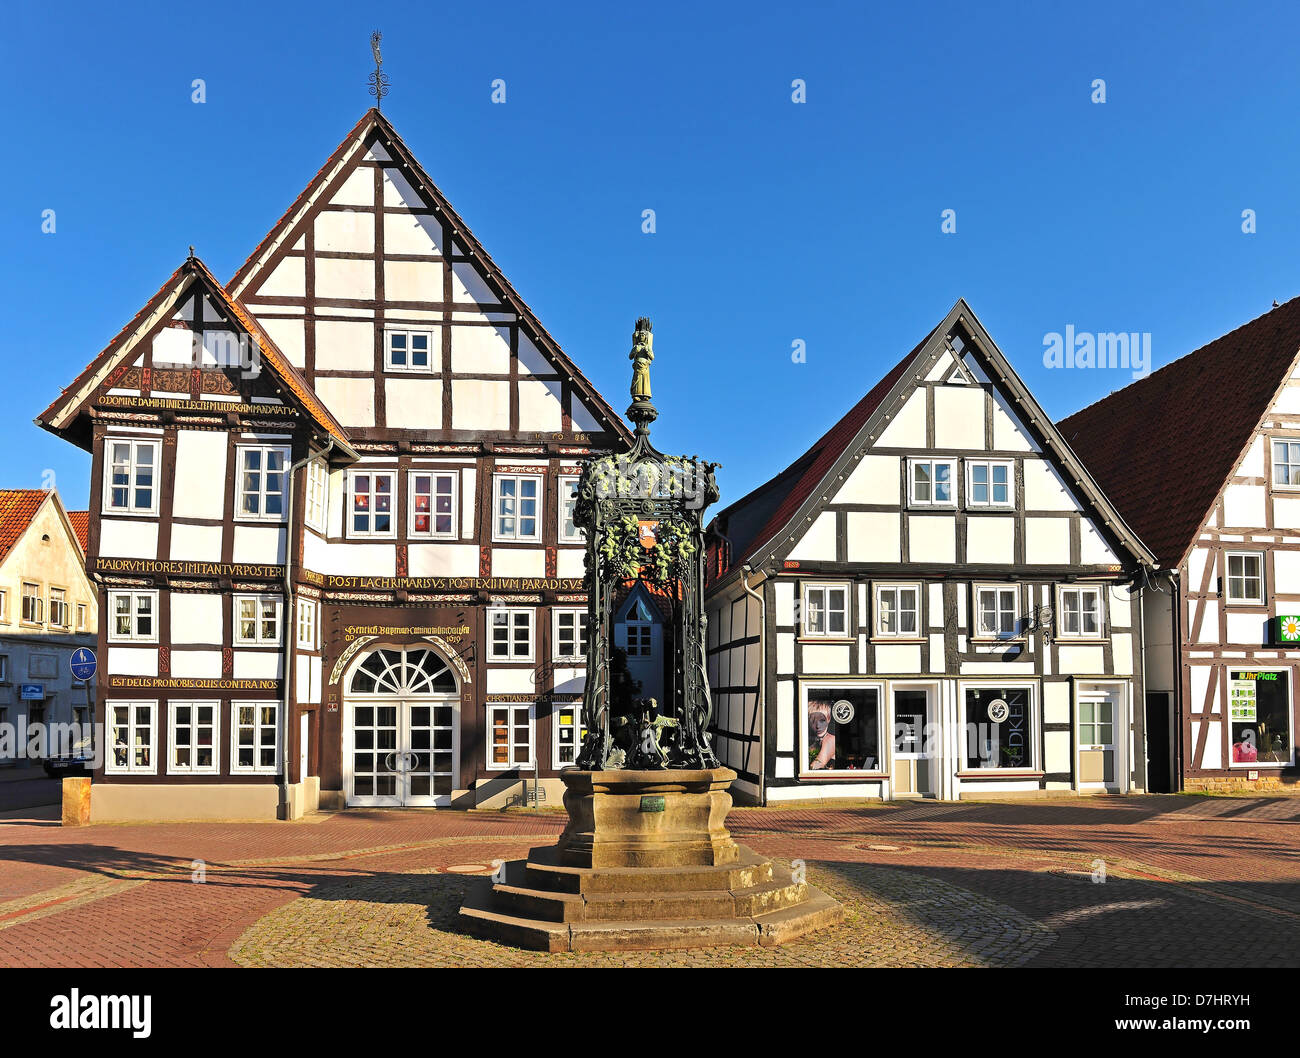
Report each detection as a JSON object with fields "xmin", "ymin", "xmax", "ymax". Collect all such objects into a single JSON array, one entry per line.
[{"xmin": 343, "ymin": 645, "xmax": 459, "ymax": 807}]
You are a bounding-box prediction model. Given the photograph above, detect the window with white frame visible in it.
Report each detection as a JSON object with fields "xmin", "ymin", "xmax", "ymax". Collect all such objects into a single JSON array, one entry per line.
[
  {"xmin": 1058, "ymin": 587, "xmax": 1103, "ymax": 638},
  {"xmin": 553, "ymin": 702, "xmax": 586, "ymax": 767},
  {"xmin": 1272, "ymin": 440, "xmax": 1300, "ymax": 489},
  {"xmin": 237, "ymin": 444, "xmax": 290, "ymax": 520},
  {"xmin": 493, "ymin": 474, "xmax": 542, "ymax": 542},
  {"xmin": 803, "ymin": 683, "xmax": 884, "ymax": 773},
  {"xmin": 235, "ymin": 595, "xmax": 282, "ymax": 645},
  {"xmin": 20, "ymin": 583, "xmax": 42, "ymax": 626},
  {"xmin": 169, "ymin": 701, "xmax": 218, "ymax": 774},
  {"xmin": 385, "ymin": 329, "xmax": 434, "ymax": 372},
  {"xmin": 76, "ymin": 603, "xmax": 86, "ymax": 631},
  {"xmin": 104, "ymin": 438, "xmax": 160, "ymax": 514},
  {"xmin": 967, "ymin": 460, "xmax": 1013, "ymax": 507},
  {"xmin": 0, "ymin": 589, "xmax": 8, "ymax": 622},
  {"xmin": 558, "ymin": 475, "xmax": 583, "ymax": 543},
  {"xmin": 1225, "ymin": 552, "xmax": 1264, "ymax": 605},
  {"xmin": 489, "ymin": 608, "xmax": 534, "ymax": 661},
  {"xmin": 875, "ymin": 584, "xmax": 920, "ymax": 637},
  {"xmin": 975, "ymin": 586, "xmax": 1019, "ymax": 639},
  {"xmin": 108, "ymin": 701, "xmax": 155, "ymax": 774},
  {"xmin": 488, "ymin": 703, "xmax": 533, "ymax": 769},
  {"xmin": 232, "ymin": 701, "xmax": 280, "ymax": 773},
  {"xmin": 304, "ymin": 459, "xmax": 329, "ymax": 532},
  {"xmin": 410, "ymin": 471, "xmax": 457, "ymax": 538},
  {"xmin": 109, "ymin": 590, "xmax": 156, "ymax": 642},
  {"xmin": 908, "ymin": 459, "xmax": 955, "ymax": 506},
  {"xmin": 48, "ymin": 588, "xmax": 68, "ymax": 629},
  {"xmin": 802, "ymin": 583, "xmax": 849, "ymax": 638},
  {"xmin": 554, "ymin": 609, "xmax": 589, "ymax": 660},
  {"xmin": 348, "ymin": 471, "xmax": 396, "ymax": 537},
  {"xmin": 0, "ymin": 655, "xmax": 10, "ymax": 682},
  {"xmin": 296, "ymin": 598, "xmax": 317, "ymax": 650},
  {"xmin": 963, "ymin": 685, "xmax": 1035, "ymax": 769}
]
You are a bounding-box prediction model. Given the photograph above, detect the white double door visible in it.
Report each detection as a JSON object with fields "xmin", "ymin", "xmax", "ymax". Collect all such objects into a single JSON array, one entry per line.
[{"xmin": 346, "ymin": 696, "xmax": 457, "ymax": 807}]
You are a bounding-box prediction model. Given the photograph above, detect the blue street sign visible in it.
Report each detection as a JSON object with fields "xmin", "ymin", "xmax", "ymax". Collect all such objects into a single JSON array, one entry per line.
[
  {"xmin": 70, "ymin": 648, "xmax": 97, "ymax": 682},
  {"xmin": 19, "ymin": 684, "xmax": 45, "ymax": 700}
]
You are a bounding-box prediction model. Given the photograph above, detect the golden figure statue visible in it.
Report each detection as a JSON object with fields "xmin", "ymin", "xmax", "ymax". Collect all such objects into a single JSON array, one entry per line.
[{"xmin": 629, "ymin": 317, "xmax": 653, "ymax": 401}]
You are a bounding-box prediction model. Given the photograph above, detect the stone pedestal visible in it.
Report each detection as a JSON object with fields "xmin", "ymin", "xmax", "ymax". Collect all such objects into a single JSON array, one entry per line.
[
  {"xmin": 61, "ymin": 777, "xmax": 91, "ymax": 826},
  {"xmin": 458, "ymin": 767, "xmax": 843, "ymax": 952}
]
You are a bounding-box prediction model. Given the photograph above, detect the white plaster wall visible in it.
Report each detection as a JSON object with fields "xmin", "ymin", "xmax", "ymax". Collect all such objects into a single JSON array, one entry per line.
[
  {"xmin": 833, "ymin": 454, "xmax": 899, "ymax": 505},
  {"xmin": 933, "ymin": 387, "xmax": 985, "ymax": 449},
  {"xmin": 315, "ymin": 320, "xmax": 375, "ymax": 371},
  {"xmin": 908, "ymin": 515, "xmax": 956, "ymax": 564},
  {"xmin": 385, "ymin": 379, "xmax": 443, "ymax": 429},
  {"xmin": 170, "ymin": 594, "xmax": 223, "ymax": 646},
  {"xmin": 518, "ymin": 379, "xmax": 564, "ymax": 432},
  {"xmin": 966, "ymin": 516, "xmax": 1014, "ymax": 563},
  {"xmin": 451, "ymin": 380, "xmax": 509, "ymax": 431},
  {"xmin": 315, "ymin": 377, "xmax": 376, "ymax": 428},
  {"xmin": 99, "ymin": 519, "xmax": 159, "ymax": 560},
  {"xmin": 1023, "ymin": 459, "xmax": 1081, "ymax": 512},
  {"xmin": 1024, "ymin": 517, "xmax": 1069, "ymax": 564},
  {"xmin": 232, "ymin": 525, "xmax": 287, "ymax": 565},
  {"xmin": 876, "ymin": 390, "xmax": 926, "ymax": 448},
  {"xmin": 491, "ymin": 549, "xmax": 546, "ymax": 577},
  {"xmin": 787, "ymin": 512, "xmax": 837, "ymax": 562},
  {"xmin": 846, "ymin": 512, "xmax": 900, "ymax": 562},
  {"xmin": 406, "ymin": 544, "xmax": 479, "ymax": 577},
  {"xmin": 451, "ymin": 325, "xmax": 511, "ymax": 374},
  {"xmin": 169, "ymin": 523, "xmax": 223, "ymax": 562}
]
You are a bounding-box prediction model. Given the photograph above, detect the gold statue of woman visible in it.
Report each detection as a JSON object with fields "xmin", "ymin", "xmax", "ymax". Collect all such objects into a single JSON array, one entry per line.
[{"xmin": 629, "ymin": 317, "xmax": 653, "ymax": 401}]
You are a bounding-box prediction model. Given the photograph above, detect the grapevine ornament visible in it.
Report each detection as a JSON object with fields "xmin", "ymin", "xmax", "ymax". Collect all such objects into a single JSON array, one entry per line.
[{"xmin": 574, "ymin": 318, "xmax": 721, "ymax": 771}]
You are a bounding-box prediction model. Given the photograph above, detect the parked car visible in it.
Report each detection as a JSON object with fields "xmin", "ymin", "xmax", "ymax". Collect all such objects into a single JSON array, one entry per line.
[{"xmin": 43, "ymin": 734, "xmax": 95, "ymax": 779}]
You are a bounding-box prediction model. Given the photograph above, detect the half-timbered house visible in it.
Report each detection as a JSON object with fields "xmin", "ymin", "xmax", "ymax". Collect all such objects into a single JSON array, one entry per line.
[
  {"xmin": 37, "ymin": 109, "xmax": 631, "ymax": 820},
  {"xmin": 704, "ymin": 300, "xmax": 1156, "ymax": 804},
  {"xmin": 1060, "ymin": 298, "xmax": 1300, "ymax": 793}
]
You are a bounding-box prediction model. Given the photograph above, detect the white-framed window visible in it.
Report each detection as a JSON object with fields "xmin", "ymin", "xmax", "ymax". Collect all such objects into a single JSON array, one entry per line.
[
  {"xmin": 232, "ymin": 701, "xmax": 280, "ymax": 774},
  {"xmin": 107, "ymin": 701, "xmax": 155, "ymax": 774},
  {"xmin": 1078, "ymin": 696, "xmax": 1114, "ymax": 749},
  {"xmin": 236, "ymin": 444, "xmax": 290, "ymax": 521},
  {"xmin": 490, "ymin": 608, "xmax": 534, "ymax": 661},
  {"xmin": 168, "ymin": 700, "xmax": 219, "ymax": 775},
  {"xmin": 493, "ymin": 474, "xmax": 542, "ymax": 542},
  {"xmin": 1225, "ymin": 552, "xmax": 1264, "ymax": 605},
  {"xmin": 553, "ymin": 702, "xmax": 586, "ymax": 768},
  {"xmin": 967, "ymin": 460, "xmax": 1013, "ymax": 507},
  {"xmin": 1272, "ymin": 439, "xmax": 1300, "ymax": 489},
  {"xmin": 488, "ymin": 703, "xmax": 534, "ymax": 769},
  {"xmin": 1058, "ymin": 586, "xmax": 1103, "ymax": 638},
  {"xmin": 235, "ymin": 595, "xmax": 282, "ymax": 646},
  {"xmin": 875, "ymin": 584, "xmax": 920, "ymax": 637},
  {"xmin": 975, "ymin": 586, "xmax": 1019, "ymax": 639},
  {"xmin": 801, "ymin": 681, "xmax": 885, "ymax": 774},
  {"xmin": 296, "ymin": 598, "xmax": 318, "ymax": 650},
  {"xmin": 0, "ymin": 589, "xmax": 8, "ymax": 622},
  {"xmin": 20, "ymin": 582, "xmax": 43, "ymax": 626},
  {"xmin": 1229, "ymin": 669, "xmax": 1294, "ymax": 768},
  {"xmin": 385, "ymin": 329, "xmax": 435, "ymax": 372},
  {"xmin": 554, "ymin": 609, "xmax": 589, "ymax": 660},
  {"xmin": 108, "ymin": 590, "xmax": 156, "ymax": 642},
  {"xmin": 801, "ymin": 582, "xmax": 849, "ymax": 638},
  {"xmin": 962, "ymin": 683, "xmax": 1038, "ymax": 771},
  {"xmin": 304, "ymin": 459, "xmax": 329, "ymax": 532},
  {"xmin": 48, "ymin": 588, "xmax": 68, "ymax": 629},
  {"xmin": 908, "ymin": 459, "xmax": 955, "ymax": 507},
  {"xmin": 104, "ymin": 438, "xmax": 160, "ymax": 514},
  {"xmin": 409, "ymin": 471, "xmax": 457, "ymax": 538},
  {"xmin": 558, "ymin": 475, "xmax": 583, "ymax": 543},
  {"xmin": 348, "ymin": 470, "xmax": 396, "ymax": 538},
  {"xmin": 76, "ymin": 603, "xmax": 86, "ymax": 631},
  {"xmin": 0, "ymin": 655, "xmax": 10, "ymax": 682}
]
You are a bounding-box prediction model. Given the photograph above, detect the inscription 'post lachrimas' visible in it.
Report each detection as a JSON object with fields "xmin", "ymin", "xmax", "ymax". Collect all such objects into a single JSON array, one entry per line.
[{"xmin": 574, "ymin": 317, "xmax": 721, "ymax": 770}]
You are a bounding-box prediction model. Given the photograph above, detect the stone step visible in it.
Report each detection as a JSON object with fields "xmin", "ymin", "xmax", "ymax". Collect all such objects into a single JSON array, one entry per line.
[
  {"xmin": 458, "ymin": 879, "xmax": 846, "ymax": 953},
  {"xmin": 488, "ymin": 875, "xmax": 808, "ymax": 923},
  {"xmin": 489, "ymin": 882, "xmax": 584, "ymax": 923},
  {"xmin": 522, "ymin": 845, "xmax": 774, "ymax": 894}
]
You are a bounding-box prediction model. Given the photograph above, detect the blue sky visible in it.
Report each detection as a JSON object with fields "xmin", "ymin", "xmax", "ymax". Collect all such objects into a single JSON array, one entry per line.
[{"xmin": 5, "ymin": 0, "xmax": 1299, "ymax": 510}]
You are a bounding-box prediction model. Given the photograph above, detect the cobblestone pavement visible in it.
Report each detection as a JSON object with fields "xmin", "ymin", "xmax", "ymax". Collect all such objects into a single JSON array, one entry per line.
[{"xmin": 0, "ymin": 794, "xmax": 1296, "ymax": 967}]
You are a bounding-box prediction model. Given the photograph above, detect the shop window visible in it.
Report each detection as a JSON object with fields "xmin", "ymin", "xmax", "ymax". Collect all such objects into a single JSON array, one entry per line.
[
  {"xmin": 1229, "ymin": 671, "xmax": 1293, "ymax": 766},
  {"xmin": 963, "ymin": 685, "xmax": 1034, "ymax": 770},
  {"xmin": 553, "ymin": 703, "xmax": 586, "ymax": 767},
  {"xmin": 803, "ymin": 685, "xmax": 882, "ymax": 773}
]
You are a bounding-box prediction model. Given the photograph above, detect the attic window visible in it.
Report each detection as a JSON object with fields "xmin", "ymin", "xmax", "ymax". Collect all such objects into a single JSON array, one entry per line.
[{"xmin": 386, "ymin": 330, "xmax": 434, "ymax": 373}]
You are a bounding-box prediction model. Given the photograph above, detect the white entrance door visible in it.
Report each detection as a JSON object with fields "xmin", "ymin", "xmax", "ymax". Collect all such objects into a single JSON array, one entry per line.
[
  {"xmin": 891, "ymin": 687, "xmax": 934, "ymax": 797},
  {"xmin": 299, "ymin": 711, "xmax": 309, "ymax": 781},
  {"xmin": 1077, "ymin": 685, "xmax": 1119, "ymax": 789},
  {"xmin": 345, "ymin": 647, "xmax": 459, "ymax": 807}
]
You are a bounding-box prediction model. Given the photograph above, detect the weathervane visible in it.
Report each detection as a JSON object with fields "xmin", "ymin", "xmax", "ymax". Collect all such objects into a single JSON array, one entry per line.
[{"xmin": 368, "ymin": 31, "xmax": 389, "ymax": 110}]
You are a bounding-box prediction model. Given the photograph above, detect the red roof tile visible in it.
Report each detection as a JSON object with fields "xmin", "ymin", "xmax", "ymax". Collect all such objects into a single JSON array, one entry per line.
[
  {"xmin": 0, "ymin": 490, "xmax": 50, "ymax": 563},
  {"xmin": 1058, "ymin": 297, "xmax": 1300, "ymax": 569},
  {"xmin": 66, "ymin": 510, "xmax": 89, "ymax": 553}
]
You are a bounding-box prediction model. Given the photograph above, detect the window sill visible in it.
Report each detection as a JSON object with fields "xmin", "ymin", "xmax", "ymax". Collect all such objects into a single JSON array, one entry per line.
[
  {"xmin": 797, "ymin": 636, "xmax": 855, "ymax": 645},
  {"xmin": 100, "ymin": 509, "xmax": 159, "ymax": 519},
  {"xmin": 1054, "ymin": 637, "xmax": 1108, "ymax": 645},
  {"xmin": 870, "ymin": 637, "xmax": 926, "ymax": 645},
  {"xmin": 956, "ymin": 769, "xmax": 1044, "ymax": 779},
  {"xmin": 799, "ymin": 771, "xmax": 889, "ymax": 781}
]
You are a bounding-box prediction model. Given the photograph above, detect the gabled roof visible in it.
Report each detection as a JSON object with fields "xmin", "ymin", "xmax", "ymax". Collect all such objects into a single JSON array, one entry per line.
[
  {"xmin": 1058, "ymin": 296, "xmax": 1300, "ymax": 569},
  {"xmin": 0, "ymin": 490, "xmax": 51, "ymax": 563},
  {"xmin": 708, "ymin": 299, "xmax": 1156, "ymax": 593},
  {"xmin": 36, "ymin": 256, "xmax": 355, "ymax": 457},
  {"xmin": 228, "ymin": 108, "xmax": 634, "ymax": 446},
  {"xmin": 66, "ymin": 511, "xmax": 89, "ymax": 554}
]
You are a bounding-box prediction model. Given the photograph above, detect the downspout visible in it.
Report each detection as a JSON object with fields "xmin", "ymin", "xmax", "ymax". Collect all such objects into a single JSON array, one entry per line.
[
  {"xmin": 1135, "ymin": 566, "xmax": 1150, "ymax": 795},
  {"xmin": 740, "ymin": 563, "xmax": 767, "ymax": 807},
  {"xmin": 282, "ymin": 437, "xmax": 336, "ymax": 814}
]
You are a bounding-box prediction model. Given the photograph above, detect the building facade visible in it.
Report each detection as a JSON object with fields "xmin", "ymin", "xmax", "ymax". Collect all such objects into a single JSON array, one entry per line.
[
  {"xmin": 37, "ymin": 110, "xmax": 631, "ymax": 820},
  {"xmin": 704, "ymin": 302, "xmax": 1155, "ymax": 804},
  {"xmin": 1060, "ymin": 299, "xmax": 1300, "ymax": 794},
  {"xmin": 0, "ymin": 490, "xmax": 97, "ymax": 765}
]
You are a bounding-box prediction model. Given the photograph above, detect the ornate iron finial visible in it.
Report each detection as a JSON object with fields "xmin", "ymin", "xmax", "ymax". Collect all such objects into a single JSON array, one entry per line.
[
  {"xmin": 187, "ymin": 245, "xmax": 195, "ymax": 260},
  {"xmin": 628, "ymin": 316, "xmax": 657, "ymax": 435},
  {"xmin": 368, "ymin": 31, "xmax": 389, "ymax": 110}
]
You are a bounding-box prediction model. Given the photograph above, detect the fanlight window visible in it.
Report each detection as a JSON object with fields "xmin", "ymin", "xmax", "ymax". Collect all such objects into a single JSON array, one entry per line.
[{"xmin": 349, "ymin": 648, "xmax": 457, "ymax": 695}]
